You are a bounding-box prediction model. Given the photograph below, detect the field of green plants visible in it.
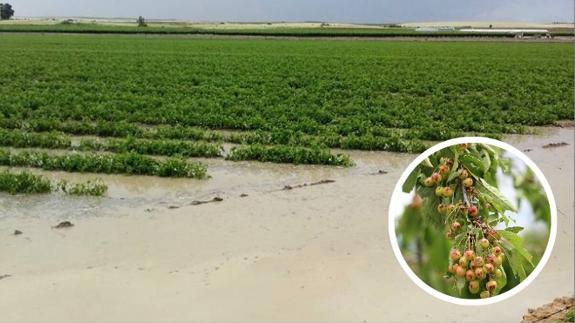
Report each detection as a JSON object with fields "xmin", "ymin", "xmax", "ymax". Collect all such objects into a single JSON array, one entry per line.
[{"xmin": 0, "ymin": 34, "xmax": 572, "ymax": 189}]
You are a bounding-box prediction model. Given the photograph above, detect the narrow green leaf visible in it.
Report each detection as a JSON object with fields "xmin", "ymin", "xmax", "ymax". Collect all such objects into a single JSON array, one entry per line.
[
  {"xmin": 481, "ymin": 151, "xmax": 491, "ymax": 174},
  {"xmin": 477, "ymin": 178, "xmax": 517, "ymax": 212},
  {"xmin": 499, "ymin": 240, "xmax": 526, "ymax": 281},
  {"xmin": 422, "ymin": 157, "xmax": 433, "ymax": 168},
  {"xmin": 403, "ymin": 167, "xmax": 420, "ymax": 193},
  {"xmin": 460, "ymin": 154, "xmax": 486, "ymax": 175},
  {"xmin": 493, "ymin": 265, "xmax": 507, "ymax": 296},
  {"xmin": 446, "ymin": 152, "xmax": 460, "ymax": 183},
  {"xmin": 479, "ymin": 143, "xmax": 498, "ymax": 157},
  {"xmin": 505, "ymin": 226, "xmax": 524, "ymax": 233},
  {"xmin": 497, "ymin": 230, "xmax": 534, "ymax": 266}
]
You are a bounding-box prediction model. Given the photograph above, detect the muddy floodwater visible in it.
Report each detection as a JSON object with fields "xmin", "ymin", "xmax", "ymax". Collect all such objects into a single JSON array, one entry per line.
[
  {"xmin": 1, "ymin": 127, "xmax": 571, "ymax": 221},
  {"xmin": 0, "ymin": 146, "xmax": 413, "ymax": 221},
  {"xmin": 0, "ymin": 126, "xmax": 573, "ymax": 322}
]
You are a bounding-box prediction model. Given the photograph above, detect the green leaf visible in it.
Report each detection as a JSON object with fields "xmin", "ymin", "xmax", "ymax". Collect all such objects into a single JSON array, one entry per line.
[
  {"xmin": 497, "ymin": 230, "xmax": 534, "ymax": 266},
  {"xmin": 505, "ymin": 226, "xmax": 524, "ymax": 233},
  {"xmin": 499, "ymin": 212, "xmax": 511, "ymax": 227},
  {"xmin": 403, "ymin": 167, "xmax": 420, "ymax": 193},
  {"xmin": 505, "ymin": 248, "xmax": 527, "ymax": 281},
  {"xmin": 476, "ymin": 178, "xmax": 517, "ymax": 212},
  {"xmin": 481, "ymin": 151, "xmax": 491, "ymax": 175},
  {"xmin": 447, "ymin": 171, "xmax": 459, "ymax": 183},
  {"xmin": 446, "ymin": 152, "xmax": 460, "ymax": 183},
  {"xmin": 453, "ymin": 232, "xmax": 467, "ymax": 249},
  {"xmin": 479, "ymin": 143, "xmax": 498, "ymax": 158},
  {"xmin": 493, "ymin": 265, "xmax": 507, "ymax": 296},
  {"xmin": 497, "ymin": 230, "xmax": 535, "ymax": 282},
  {"xmin": 460, "ymin": 154, "xmax": 486, "ymax": 176},
  {"xmin": 422, "ymin": 157, "xmax": 433, "ymax": 168}
]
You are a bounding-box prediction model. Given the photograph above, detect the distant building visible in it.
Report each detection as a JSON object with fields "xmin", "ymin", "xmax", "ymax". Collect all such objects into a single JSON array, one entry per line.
[
  {"xmin": 459, "ymin": 28, "xmax": 549, "ymax": 33},
  {"xmin": 415, "ymin": 26, "xmax": 455, "ymax": 32},
  {"xmin": 459, "ymin": 29, "xmax": 551, "ymax": 38},
  {"xmin": 415, "ymin": 27, "xmax": 438, "ymax": 32}
]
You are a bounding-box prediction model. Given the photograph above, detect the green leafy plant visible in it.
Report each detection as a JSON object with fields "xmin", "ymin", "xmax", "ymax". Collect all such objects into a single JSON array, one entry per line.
[
  {"xmin": 397, "ymin": 143, "xmax": 549, "ymax": 299},
  {"xmin": 0, "ymin": 36, "xmax": 572, "ymax": 158},
  {"xmin": 0, "ymin": 149, "xmax": 208, "ymax": 178},
  {"xmin": 78, "ymin": 137, "xmax": 223, "ymax": 158},
  {"xmin": 0, "ymin": 170, "xmax": 110, "ymax": 196},
  {"xmin": 0, "ymin": 129, "xmax": 71, "ymax": 149},
  {"xmin": 564, "ymin": 309, "xmax": 574, "ymax": 322},
  {"xmin": 57, "ymin": 179, "xmax": 108, "ymax": 196},
  {"xmin": 0, "ymin": 170, "xmax": 52, "ymax": 194},
  {"xmin": 226, "ymin": 144, "xmax": 353, "ymax": 166}
]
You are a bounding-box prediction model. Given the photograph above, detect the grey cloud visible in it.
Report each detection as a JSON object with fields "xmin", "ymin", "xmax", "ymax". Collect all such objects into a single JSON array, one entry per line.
[{"xmin": 8, "ymin": 0, "xmax": 574, "ymax": 23}]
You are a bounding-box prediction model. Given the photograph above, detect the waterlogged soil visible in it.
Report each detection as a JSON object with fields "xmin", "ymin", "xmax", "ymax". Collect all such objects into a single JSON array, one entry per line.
[{"xmin": 0, "ymin": 126, "xmax": 573, "ymax": 322}]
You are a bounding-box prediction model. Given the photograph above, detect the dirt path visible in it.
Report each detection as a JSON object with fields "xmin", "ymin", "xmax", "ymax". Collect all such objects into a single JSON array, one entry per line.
[{"xmin": 0, "ymin": 127, "xmax": 573, "ymax": 321}]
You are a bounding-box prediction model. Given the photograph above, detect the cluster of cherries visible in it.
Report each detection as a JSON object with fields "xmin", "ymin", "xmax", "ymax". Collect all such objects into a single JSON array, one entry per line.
[
  {"xmin": 448, "ymin": 240, "xmax": 505, "ymax": 298},
  {"xmin": 422, "ymin": 154, "xmax": 504, "ymax": 298}
]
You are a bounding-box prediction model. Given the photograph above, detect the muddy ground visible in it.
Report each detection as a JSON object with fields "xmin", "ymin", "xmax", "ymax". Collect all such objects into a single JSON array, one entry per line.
[{"xmin": 522, "ymin": 296, "xmax": 574, "ymax": 322}]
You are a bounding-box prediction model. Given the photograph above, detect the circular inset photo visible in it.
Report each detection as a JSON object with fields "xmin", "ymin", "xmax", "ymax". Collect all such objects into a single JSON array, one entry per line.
[{"xmin": 389, "ymin": 137, "xmax": 556, "ymax": 305}]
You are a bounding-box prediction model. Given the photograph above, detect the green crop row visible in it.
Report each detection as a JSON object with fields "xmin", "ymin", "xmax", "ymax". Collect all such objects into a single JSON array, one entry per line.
[
  {"xmin": 0, "ymin": 128, "xmax": 353, "ymax": 165},
  {"xmin": 0, "ymin": 127, "xmax": 223, "ymax": 158},
  {"xmin": 0, "ymin": 118, "xmax": 224, "ymax": 142},
  {"xmin": 228, "ymin": 130, "xmax": 429, "ymax": 153},
  {"xmin": 0, "ymin": 170, "xmax": 108, "ymax": 196},
  {"xmin": 0, "ymin": 129, "xmax": 71, "ymax": 149},
  {"xmin": 78, "ymin": 137, "xmax": 223, "ymax": 158},
  {"xmin": 0, "ymin": 149, "xmax": 208, "ymax": 178},
  {"xmin": 226, "ymin": 145, "xmax": 353, "ymax": 167},
  {"xmin": 0, "ymin": 117, "xmax": 503, "ymax": 153},
  {"xmin": 56, "ymin": 179, "xmax": 108, "ymax": 196},
  {"xmin": 0, "ymin": 170, "xmax": 52, "ymax": 194},
  {"xmin": 0, "ymin": 118, "xmax": 429, "ymax": 153}
]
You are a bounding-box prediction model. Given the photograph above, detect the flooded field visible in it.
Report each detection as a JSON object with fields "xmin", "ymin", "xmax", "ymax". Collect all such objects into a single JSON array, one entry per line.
[
  {"xmin": 0, "ymin": 146, "xmax": 412, "ymax": 221},
  {"xmin": 1, "ymin": 126, "xmax": 571, "ymax": 220},
  {"xmin": 0, "ymin": 126, "xmax": 572, "ymax": 321}
]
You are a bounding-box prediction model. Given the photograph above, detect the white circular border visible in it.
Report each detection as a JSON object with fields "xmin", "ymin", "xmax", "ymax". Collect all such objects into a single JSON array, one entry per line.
[{"xmin": 388, "ymin": 137, "xmax": 557, "ymax": 306}]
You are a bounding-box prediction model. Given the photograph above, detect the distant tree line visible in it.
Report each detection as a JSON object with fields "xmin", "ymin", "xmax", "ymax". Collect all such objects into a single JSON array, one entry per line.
[{"xmin": 0, "ymin": 3, "xmax": 15, "ymax": 20}]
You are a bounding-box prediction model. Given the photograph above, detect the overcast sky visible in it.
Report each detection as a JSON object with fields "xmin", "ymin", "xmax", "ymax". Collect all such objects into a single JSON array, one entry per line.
[{"xmin": 7, "ymin": 0, "xmax": 574, "ymax": 23}]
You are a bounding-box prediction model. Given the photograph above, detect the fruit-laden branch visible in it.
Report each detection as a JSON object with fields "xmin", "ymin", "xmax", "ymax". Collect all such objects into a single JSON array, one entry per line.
[{"xmin": 461, "ymin": 178, "xmax": 499, "ymax": 240}]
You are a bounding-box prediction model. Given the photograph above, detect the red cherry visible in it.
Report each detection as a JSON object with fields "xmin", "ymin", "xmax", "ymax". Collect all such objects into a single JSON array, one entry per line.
[
  {"xmin": 450, "ymin": 249, "xmax": 462, "ymax": 261},
  {"xmin": 468, "ymin": 205, "xmax": 478, "ymax": 217}
]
